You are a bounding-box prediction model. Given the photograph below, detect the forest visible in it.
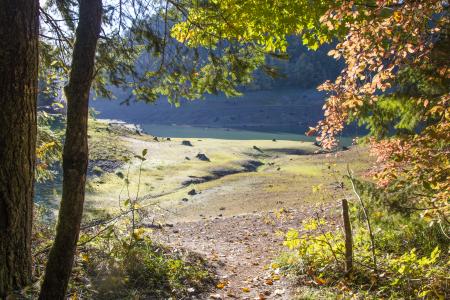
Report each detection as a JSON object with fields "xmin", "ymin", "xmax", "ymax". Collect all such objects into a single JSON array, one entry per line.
[{"xmin": 0, "ymin": 0, "xmax": 448, "ymax": 299}]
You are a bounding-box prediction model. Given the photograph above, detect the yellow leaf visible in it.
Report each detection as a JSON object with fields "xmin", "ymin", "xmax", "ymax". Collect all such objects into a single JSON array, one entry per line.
[
  {"xmin": 81, "ymin": 253, "xmax": 89, "ymax": 262},
  {"xmin": 271, "ymin": 263, "xmax": 280, "ymax": 269},
  {"xmin": 216, "ymin": 282, "xmax": 226, "ymax": 289},
  {"xmin": 393, "ymin": 11, "xmax": 402, "ymax": 22},
  {"xmin": 242, "ymin": 287, "xmax": 250, "ymax": 292},
  {"xmin": 314, "ymin": 276, "xmax": 326, "ymax": 285}
]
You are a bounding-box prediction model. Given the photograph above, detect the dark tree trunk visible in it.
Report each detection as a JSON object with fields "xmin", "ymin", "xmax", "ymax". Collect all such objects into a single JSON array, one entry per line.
[
  {"xmin": 39, "ymin": 1, "xmax": 102, "ymax": 299},
  {"xmin": 0, "ymin": 0, "xmax": 39, "ymax": 297}
]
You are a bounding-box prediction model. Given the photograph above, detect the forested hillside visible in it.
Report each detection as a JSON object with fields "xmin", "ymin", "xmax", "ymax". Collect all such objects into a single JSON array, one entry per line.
[{"xmin": 90, "ymin": 41, "xmax": 342, "ymax": 131}]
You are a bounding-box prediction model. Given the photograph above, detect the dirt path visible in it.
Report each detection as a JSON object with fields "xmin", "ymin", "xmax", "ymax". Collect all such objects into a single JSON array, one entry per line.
[{"xmin": 153, "ymin": 204, "xmax": 336, "ymax": 300}]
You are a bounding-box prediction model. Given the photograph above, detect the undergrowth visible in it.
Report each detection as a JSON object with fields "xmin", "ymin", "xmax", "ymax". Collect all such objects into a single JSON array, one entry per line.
[
  {"xmin": 279, "ymin": 178, "xmax": 449, "ymax": 299},
  {"xmin": 27, "ymin": 148, "xmax": 215, "ymax": 299},
  {"xmin": 29, "ymin": 205, "xmax": 214, "ymax": 300}
]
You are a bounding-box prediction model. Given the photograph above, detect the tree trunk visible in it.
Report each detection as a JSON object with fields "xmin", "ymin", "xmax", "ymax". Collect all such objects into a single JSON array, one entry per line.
[
  {"xmin": 39, "ymin": 1, "xmax": 102, "ymax": 299},
  {"xmin": 0, "ymin": 0, "xmax": 38, "ymax": 297}
]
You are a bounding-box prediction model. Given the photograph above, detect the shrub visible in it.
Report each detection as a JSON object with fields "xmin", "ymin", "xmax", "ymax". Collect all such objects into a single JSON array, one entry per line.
[{"xmin": 280, "ymin": 207, "xmax": 449, "ymax": 299}]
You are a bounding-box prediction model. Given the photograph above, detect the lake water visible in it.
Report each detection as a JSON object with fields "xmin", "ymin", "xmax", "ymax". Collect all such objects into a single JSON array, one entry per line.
[
  {"xmin": 140, "ymin": 124, "xmax": 354, "ymax": 145},
  {"xmin": 141, "ymin": 124, "xmax": 314, "ymax": 141}
]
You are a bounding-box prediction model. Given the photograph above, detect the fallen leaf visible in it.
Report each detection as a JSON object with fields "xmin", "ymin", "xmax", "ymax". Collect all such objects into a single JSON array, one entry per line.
[
  {"xmin": 216, "ymin": 282, "xmax": 226, "ymax": 289},
  {"xmin": 314, "ymin": 276, "xmax": 326, "ymax": 285}
]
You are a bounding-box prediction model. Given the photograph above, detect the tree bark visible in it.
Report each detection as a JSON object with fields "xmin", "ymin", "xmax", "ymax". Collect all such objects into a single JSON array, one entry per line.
[
  {"xmin": 39, "ymin": 1, "xmax": 102, "ymax": 299},
  {"xmin": 0, "ymin": 0, "xmax": 39, "ymax": 297}
]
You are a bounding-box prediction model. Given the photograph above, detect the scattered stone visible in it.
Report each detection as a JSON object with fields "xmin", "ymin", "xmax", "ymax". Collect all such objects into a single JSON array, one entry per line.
[
  {"xmin": 182, "ymin": 140, "xmax": 193, "ymax": 146},
  {"xmin": 185, "ymin": 156, "xmax": 190, "ymax": 160},
  {"xmin": 276, "ymin": 167, "xmax": 281, "ymax": 171},
  {"xmin": 196, "ymin": 153, "xmax": 210, "ymax": 161},
  {"xmin": 218, "ymin": 214, "xmax": 223, "ymax": 217},
  {"xmin": 166, "ymin": 137, "xmax": 171, "ymax": 141},
  {"xmin": 273, "ymin": 289, "xmax": 285, "ymax": 296},
  {"xmin": 182, "ymin": 198, "xmax": 189, "ymax": 202},
  {"xmin": 188, "ymin": 189, "xmax": 197, "ymax": 195},
  {"xmin": 219, "ymin": 207, "xmax": 226, "ymax": 211},
  {"xmin": 153, "ymin": 136, "xmax": 159, "ymax": 141},
  {"xmin": 92, "ymin": 166, "xmax": 104, "ymax": 176},
  {"xmin": 272, "ymin": 139, "xmax": 276, "ymax": 142}
]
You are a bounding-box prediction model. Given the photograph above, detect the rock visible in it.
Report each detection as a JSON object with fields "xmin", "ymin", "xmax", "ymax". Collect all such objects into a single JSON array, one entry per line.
[
  {"xmin": 182, "ymin": 198, "xmax": 189, "ymax": 202},
  {"xmin": 166, "ymin": 137, "xmax": 171, "ymax": 141},
  {"xmin": 185, "ymin": 156, "xmax": 190, "ymax": 160},
  {"xmin": 188, "ymin": 189, "xmax": 197, "ymax": 196},
  {"xmin": 342, "ymin": 146, "xmax": 350, "ymax": 151},
  {"xmin": 272, "ymin": 139, "xmax": 276, "ymax": 142},
  {"xmin": 219, "ymin": 207, "xmax": 226, "ymax": 211},
  {"xmin": 108, "ymin": 121, "xmax": 143, "ymax": 135},
  {"xmin": 196, "ymin": 153, "xmax": 210, "ymax": 161},
  {"xmin": 153, "ymin": 136, "xmax": 159, "ymax": 141},
  {"xmin": 181, "ymin": 140, "xmax": 193, "ymax": 146},
  {"xmin": 273, "ymin": 289, "xmax": 285, "ymax": 296}
]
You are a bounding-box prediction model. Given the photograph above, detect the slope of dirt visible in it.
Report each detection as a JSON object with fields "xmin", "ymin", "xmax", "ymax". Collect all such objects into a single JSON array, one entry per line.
[{"xmin": 152, "ymin": 205, "xmax": 338, "ymax": 299}]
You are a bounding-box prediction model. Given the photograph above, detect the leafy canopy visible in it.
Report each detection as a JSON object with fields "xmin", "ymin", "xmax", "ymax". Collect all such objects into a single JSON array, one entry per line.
[{"xmin": 172, "ymin": 0, "xmax": 450, "ymax": 223}]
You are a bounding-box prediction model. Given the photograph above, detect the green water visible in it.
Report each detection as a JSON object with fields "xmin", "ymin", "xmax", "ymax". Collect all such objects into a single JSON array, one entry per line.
[{"xmin": 141, "ymin": 124, "xmax": 354, "ymax": 144}]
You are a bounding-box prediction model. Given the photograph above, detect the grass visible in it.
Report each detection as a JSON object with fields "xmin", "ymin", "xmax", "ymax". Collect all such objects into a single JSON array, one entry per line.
[
  {"xmin": 83, "ymin": 119, "xmax": 372, "ymax": 223},
  {"xmin": 282, "ymin": 163, "xmax": 324, "ymax": 177},
  {"xmin": 88, "ymin": 119, "xmax": 131, "ymax": 162}
]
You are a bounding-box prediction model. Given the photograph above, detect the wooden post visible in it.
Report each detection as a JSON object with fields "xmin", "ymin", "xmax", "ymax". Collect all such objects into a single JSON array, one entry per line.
[{"xmin": 342, "ymin": 199, "xmax": 353, "ymax": 274}]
